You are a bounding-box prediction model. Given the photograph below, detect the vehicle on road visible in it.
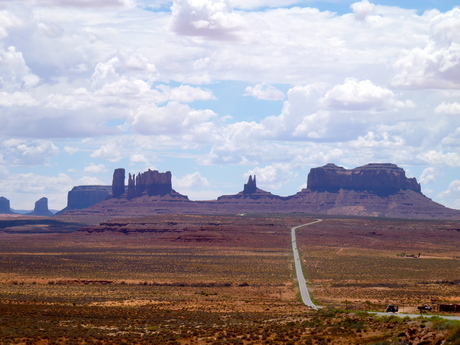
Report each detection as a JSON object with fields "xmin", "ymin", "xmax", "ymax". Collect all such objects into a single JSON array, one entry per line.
[
  {"xmin": 418, "ymin": 305, "xmax": 433, "ymax": 312},
  {"xmin": 386, "ymin": 305, "xmax": 398, "ymax": 313}
]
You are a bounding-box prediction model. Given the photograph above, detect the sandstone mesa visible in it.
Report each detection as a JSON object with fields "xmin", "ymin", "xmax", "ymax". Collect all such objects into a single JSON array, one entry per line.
[{"xmin": 53, "ymin": 163, "xmax": 460, "ymax": 221}]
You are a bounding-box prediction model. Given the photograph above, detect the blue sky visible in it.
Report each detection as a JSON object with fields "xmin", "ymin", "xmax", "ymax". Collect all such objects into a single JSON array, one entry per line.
[{"xmin": 1, "ymin": 0, "xmax": 460, "ymax": 211}]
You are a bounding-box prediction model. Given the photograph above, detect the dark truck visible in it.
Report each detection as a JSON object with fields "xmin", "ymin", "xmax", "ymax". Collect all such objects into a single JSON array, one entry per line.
[
  {"xmin": 386, "ymin": 305, "xmax": 398, "ymax": 313},
  {"xmin": 417, "ymin": 305, "xmax": 432, "ymax": 313}
]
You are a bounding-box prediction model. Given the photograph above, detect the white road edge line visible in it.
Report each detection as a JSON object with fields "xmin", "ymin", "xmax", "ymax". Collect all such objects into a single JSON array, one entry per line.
[{"xmin": 291, "ymin": 219, "xmax": 323, "ymax": 310}]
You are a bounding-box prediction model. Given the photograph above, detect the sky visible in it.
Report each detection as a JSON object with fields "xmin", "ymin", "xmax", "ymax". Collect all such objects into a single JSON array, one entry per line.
[{"xmin": 1, "ymin": 0, "xmax": 460, "ymax": 211}]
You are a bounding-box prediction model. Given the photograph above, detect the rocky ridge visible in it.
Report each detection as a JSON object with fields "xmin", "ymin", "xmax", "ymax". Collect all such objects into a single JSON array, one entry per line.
[
  {"xmin": 307, "ymin": 163, "xmax": 421, "ymax": 195},
  {"xmin": 56, "ymin": 163, "xmax": 460, "ymax": 222}
]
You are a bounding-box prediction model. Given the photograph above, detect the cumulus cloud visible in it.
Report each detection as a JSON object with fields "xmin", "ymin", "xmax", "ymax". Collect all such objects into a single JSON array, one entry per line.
[
  {"xmin": 173, "ymin": 172, "xmax": 210, "ymax": 189},
  {"xmin": 320, "ymin": 79, "xmax": 412, "ymax": 112},
  {"xmin": 438, "ymin": 180, "xmax": 460, "ymax": 208},
  {"xmin": 170, "ymin": 0, "xmax": 244, "ymax": 40},
  {"xmin": 244, "ymin": 83, "xmax": 285, "ymax": 101},
  {"xmin": 0, "ymin": 46, "xmax": 40, "ymax": 91},
  {"xmin": 419, "ymin": 150, "xmax": 460, "ymax": 167},
  {"xmin": 246, "ymin": 163, "xmax": 297, "ymax": 190},
  {"xmin": 83, "ymin": 163, "xmax": 107, "ymax": 173},
  {"xmin": 419, "ymin": 167, "xmax": 441, "ymax": 184},
  {"xmin": 435, "ymin": 102, "xmax": 460, "ymax": 114},
  {"xmin": 351, "ymin": 0, "xmax": 375, "ymax": 21},
  {"xmin": 393, "ymin": 8, "xmax": 460, "ymax": 89},
  {"xmin": 0, "ymin": 139, "xmax": 58, "ymax": 165},
  {"xmin": 132, "ymin": 101, "xmax": 217, "ymax": 136},
  {"xmin": 130, "ymin": 154, "xmax": 149, "ymax": 164},
  {"xmin": 90, "ymin": 142, "xmax": 123, "ymax": 162}
]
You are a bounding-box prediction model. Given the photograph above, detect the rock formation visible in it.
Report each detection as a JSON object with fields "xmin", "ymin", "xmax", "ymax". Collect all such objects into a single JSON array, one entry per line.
[
  {"xmin": 243, "ymin": 175, "xmax": 257, "ymax": 194},
  {"xmin": 307, "ymin": 163, "xmax": 421, "ymax": 196},
  {"xmin": 0, "ymin": 196, "xmax": 14, "ymax": 214},
  {"xmin": 107, "ymin": 168, "xmax": 187, "ymax": 200},
  {"xmin": 112, "ymin": 168, "xmax": 125, "ymax": 198},
  {"xmin": 58, "ymin": 186, "xmax": 112, "ymax": 213},
  {"xmin": 27, "ymin": 197, "xmax": 54, "ymax": 217},
  {"xmin": 56, "ymin": 163, "xmax": 460, "ymax": 221},
  {"xmin": 217, "ymin": 175, "xmax": 283, "ymax": 201},
  {"xmin": 127, "ymin": 169, "xmax": 173, "ymax": 198}
]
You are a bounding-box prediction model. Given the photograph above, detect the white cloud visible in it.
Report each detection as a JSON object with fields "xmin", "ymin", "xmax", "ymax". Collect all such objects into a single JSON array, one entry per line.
[
  {"xmin": 393, "ymin": 8, "xmax": 460, "ymax": 89},
  {"xmin": 419, "ymin": 167, "xmax": 441, "ymax": 185},
  {"xmin": 132, "ymin": 101, "xmax": 217, "ymax": 136},
  {"xmin": 320, "ymin": 79, "xmax": 410, "ymax": 112},
  {"xmin": 419, "ymin": 150, "xmax": 460, "ymax": 167},
  {"xmin": 351, "ymin": 0, "xmax": 375, "ymax": 21},
  {"xmin": 0, "ymin": 91, "xmax": 37, "ymax": 107},
  {"xmin": 173, "ymin": 172, "xmax": 210, "ymax": 189},
  {"xmin": 83, "ymin": 163, "xmax": 107, "ymax": 173},
  {"xmin": 435, "ymin": 102, "xmax": 460, "ymax": 114},
  {"xmin": 246, "ymin": 163, "xmax": 297, "ymax": 190},
  {"xmin": 0, "ymin": 172, "xmax": 74, "ymax": 209},
  {"xmin": 77, "ymin": 176, "xmax": 106, "ymax": 185},
  {"xmin": 0, "ymin": 46, "xmax": 40, "ymax": 91},
  {"xmin": 63, "ymin": 146, "xmax": 79, "ymax": 155},
  {"xmin": 90, "ymin": 142, "xmax": 123, "ymax": 162},
  {"xmin": 293, "ymin": 111, "xmax": 330, "ymax": 139},
  {"xmin": 244, "ymin": 82, "xmax": 285, "ymax": 101},
  {"xmin": 0, "ymin": 139, "xmax": 59, "ymax": 165},
  {"xmin": 156, "ymin": 84, "xmax": 216, "ymax": 103},
  {"xmin": 130, "ymin": 154, "xmax": 149, "ymax": 164},
  {"xmin": 438, "ymin": 180, "xmax": 460, "ymax": 208},
  {"xmin": 170, "ymin": 0, "xmax": 245, "ymax": 40}
]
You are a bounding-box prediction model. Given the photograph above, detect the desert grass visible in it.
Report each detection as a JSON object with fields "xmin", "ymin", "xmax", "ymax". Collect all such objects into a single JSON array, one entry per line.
[{"xmin": 0, "ymin": 215, "xmax": 460, "ymax": 344}]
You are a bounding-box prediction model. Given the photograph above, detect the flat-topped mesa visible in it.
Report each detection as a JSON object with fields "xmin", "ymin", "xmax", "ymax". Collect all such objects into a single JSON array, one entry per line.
[
  {"xmin": 0, "ymin": 196, "xmax": 14, "ymax": 214},
  {"xmin": 307, "ymin": 163, "xmax": 421, "ymax": 196}
]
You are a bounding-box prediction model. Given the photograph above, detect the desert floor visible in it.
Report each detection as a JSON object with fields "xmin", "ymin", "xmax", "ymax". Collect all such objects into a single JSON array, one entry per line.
[{"xmin": 0, "ymin": 214, "xmax": 459, "ymax": 344}]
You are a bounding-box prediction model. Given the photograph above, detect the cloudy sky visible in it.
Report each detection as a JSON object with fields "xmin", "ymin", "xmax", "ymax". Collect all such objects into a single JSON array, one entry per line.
[{"xmin": 1, "ymin": 0, "xmax": 460, "ymax": 211}]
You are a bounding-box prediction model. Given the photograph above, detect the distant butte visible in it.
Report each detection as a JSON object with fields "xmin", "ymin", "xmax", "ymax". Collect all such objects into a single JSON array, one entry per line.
[
  {"xmin": 27, "ymin": 197, "xmax": 54, "ymax": 217},
  {"xmin": 56, "ymin": 164, "xmax": 460, "ymax": 223}
]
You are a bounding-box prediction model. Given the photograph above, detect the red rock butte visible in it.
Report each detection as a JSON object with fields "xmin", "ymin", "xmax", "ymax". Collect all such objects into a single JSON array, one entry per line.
[{"xmin": 57, "ymin": 164, "xmax": 460, "ymax": 221}]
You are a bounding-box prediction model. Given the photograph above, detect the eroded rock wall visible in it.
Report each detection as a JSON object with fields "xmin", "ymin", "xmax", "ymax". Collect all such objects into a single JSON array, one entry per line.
[{"xmin": 307, "ymin": 163, "xmax": 421, "ymax": 196}]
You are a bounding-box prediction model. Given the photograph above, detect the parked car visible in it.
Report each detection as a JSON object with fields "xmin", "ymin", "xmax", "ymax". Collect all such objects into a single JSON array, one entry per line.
[
  {"xmin": 386, "ymin": 305, "xmax": 398, "ymax": 313},
  {"xmin": 417, "ymin": 305, "xmax": 432, "ymax": 312}
]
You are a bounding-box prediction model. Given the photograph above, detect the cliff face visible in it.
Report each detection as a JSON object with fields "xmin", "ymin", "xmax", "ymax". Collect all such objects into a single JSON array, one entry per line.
[
  {"xmin": 110, "ymin": 168, "xmax": 187, "ymax": 200},
  {"xmin": 0, "ymin": 196, "xmax": 14, "ymax": 214},
  {"xmin": 307, "ymin": 163, "xmax": 421, "ymax": 196},
  {"xmin": 112, "ymin": 168, "xmax": 125, "ymax": 198},
  {"xmin": 59, "ymin": 186, "xmax": 112, "ymax": 212},
  {"xmin": 27, "ymin": 197, "xmax": 54, "ymax": 216},
  {"xmin": 127, "ymin": 169, "xmax": 173, "ymax": 198},
  {"xmin": 56, "ymin": 164, "xmax": 460, "ymax": 221}
]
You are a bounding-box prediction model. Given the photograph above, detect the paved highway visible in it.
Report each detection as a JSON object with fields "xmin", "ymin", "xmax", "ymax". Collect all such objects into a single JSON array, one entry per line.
[
  {"xmin": 290, "ymin": 219, "xmax": 460, "ymax": 320},
  {"xmin": 291, "ymin": 219, "xmax": 323, "ymax": 310}
]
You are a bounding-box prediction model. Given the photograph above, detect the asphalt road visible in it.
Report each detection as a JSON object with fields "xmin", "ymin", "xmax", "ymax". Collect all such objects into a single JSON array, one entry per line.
[
  {"xmin": 291, "ymin": 219, "xmax": 460, "ymax": 320},
  {"xmin": 372, "ymin": 311, "xmax": 460, "ymax": 320},
  {"xmin": 291, "ymin": 219, "xmax": 323, "ymax": 310}
]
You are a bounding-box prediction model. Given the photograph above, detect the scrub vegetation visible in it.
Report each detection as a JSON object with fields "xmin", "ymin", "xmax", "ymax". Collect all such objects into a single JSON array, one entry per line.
[{"xmin": 0, "ymin": 215, "xmax": 459, "ymax": 344}]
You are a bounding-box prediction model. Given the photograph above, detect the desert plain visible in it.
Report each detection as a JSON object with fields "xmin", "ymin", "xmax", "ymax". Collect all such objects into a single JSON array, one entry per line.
[{"xmin": 0, "ymin": 214, "xmax": 460, "ymax": 344}]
